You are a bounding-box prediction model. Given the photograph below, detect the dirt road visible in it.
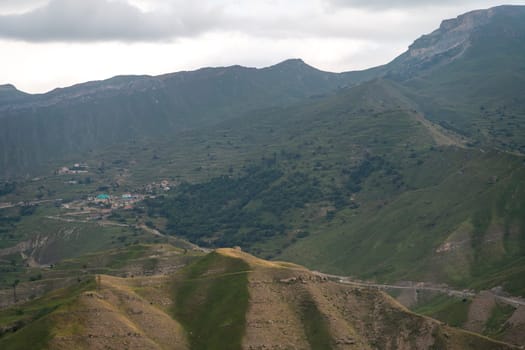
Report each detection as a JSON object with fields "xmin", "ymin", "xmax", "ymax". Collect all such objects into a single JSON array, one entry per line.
[{"xmin": 313, "ymin": 271, "xmax": 525, "ymax": 307}]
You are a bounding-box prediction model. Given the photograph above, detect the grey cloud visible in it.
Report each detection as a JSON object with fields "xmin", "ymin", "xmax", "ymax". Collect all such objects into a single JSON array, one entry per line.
[
  {"xmin": 0, "ymin": 0, "xmax": 45, "ymax": 9},
  {"xmin": 0, "ymin": 0, "xmax": 506, "ymax": 43},
  {"xmin": 0, "ymin": 0, "xmax": 220, "ymax": 42},
  {"xmin": 325, "ymin": 0, "xmax": 481, "ymax": 9},
  {"xmin": 0, "ymin": 0, "xmax": 49, "ymax": 16}
]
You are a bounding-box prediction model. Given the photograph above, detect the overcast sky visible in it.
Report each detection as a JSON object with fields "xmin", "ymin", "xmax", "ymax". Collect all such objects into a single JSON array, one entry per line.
[{"xmin": 0, "ymin": 0, "xmax": 523, "ymax": 93}]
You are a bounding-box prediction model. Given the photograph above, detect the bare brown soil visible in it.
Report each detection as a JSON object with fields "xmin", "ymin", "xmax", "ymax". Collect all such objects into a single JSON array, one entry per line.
[
  {"xmin": 503, "ymin": 306, "xmax": 525, "ymax": 346},
  {"xmin": 465, "ymin": 291, "xmax": 496, "ymax": 333},
  {"xmin": 47, "ymin": 275, "xmax": 188, "ymax": 350}
]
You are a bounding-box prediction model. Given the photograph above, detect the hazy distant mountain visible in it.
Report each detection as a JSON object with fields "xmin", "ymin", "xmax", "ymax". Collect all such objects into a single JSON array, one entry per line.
[
  {"xmin": 0, "ymin": 59, "xmax": 365, "ymax": 177},
  {"xmin": 2, "ymin": 6, "xmax": 524, "ymax": 177},
  {"xmin": 0, "ymin": 84, "xmax": 30, "ymax": 105}
]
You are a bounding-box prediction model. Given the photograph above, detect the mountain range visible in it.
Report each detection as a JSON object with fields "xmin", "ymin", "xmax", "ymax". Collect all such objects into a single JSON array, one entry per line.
[
  {"xmin": 1, "ymin": 4, "xmax": 525, "ymax": 349},
  {"xmin": 1, "ymin": 5, "xmax": 525, "ymax": 177}
]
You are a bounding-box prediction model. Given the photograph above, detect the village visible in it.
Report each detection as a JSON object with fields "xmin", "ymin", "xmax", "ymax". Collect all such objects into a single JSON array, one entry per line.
[
  {"xmin": 55, "ymin": 163, "xmax": 89, "ymax": 175},
  {"xmin": 54, "ymin": 162, "xmax": 173, "ymax": 222}
]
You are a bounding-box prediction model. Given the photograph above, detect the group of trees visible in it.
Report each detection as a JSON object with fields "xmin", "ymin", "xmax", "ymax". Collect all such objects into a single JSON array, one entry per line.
[
  {"xmin": 0, "ymin": 182, "xmax": 16, "ymax": 196},
  {"xmin": 145, "ymin": 154, "xmax": 402, "ymax": 250},
  {"xmin": 146, "ymin": 165, "xmax": 322, "ymax": 248}
]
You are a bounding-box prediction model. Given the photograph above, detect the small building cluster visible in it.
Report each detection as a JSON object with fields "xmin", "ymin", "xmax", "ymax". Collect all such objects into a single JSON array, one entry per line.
[
  {"xmin": 56, "ymin": 163, "xmax": 89, "ymax": 175},
  {"xmin": 143, "ymin": 179, "xmax": 171, "ymax": 193},
  {"xmin": 88, "ymin": 193, "xmax": 144, "ymax": 210}
]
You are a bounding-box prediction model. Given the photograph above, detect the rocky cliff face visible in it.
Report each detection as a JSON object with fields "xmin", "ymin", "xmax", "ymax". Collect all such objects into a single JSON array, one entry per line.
[
  {"xmin": 407, "ymin": 8, "xmax": 495, "ymax": 60},
  {"xmin": 388, "ymin": 5, "xmax": 524, "ymax": 79}
]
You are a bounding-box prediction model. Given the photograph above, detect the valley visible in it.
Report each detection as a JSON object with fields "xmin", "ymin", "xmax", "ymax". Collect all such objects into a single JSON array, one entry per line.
[{"xmin": 1, "ymin": 4, "xmax": 525, "ymax": 349}]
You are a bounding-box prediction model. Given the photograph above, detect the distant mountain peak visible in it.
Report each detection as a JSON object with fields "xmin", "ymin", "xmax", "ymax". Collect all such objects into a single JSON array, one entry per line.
[
  {"xmin": 0, "ymin": 84, "xmax": 19, "ymax": 92},
  {"xmin": 277, "ymin": 58, "xmax": 306, "ymax": 65},
  {"xmin": 388, "ymin": 5, "xmax": 525, "ymax": 79},
  {"xmin": 410, "ymin": 5, "xmax": 525, "ymax": 56},
  {"xmin": 270, "ymin": 58, "xmax": 314, "ymax": 70},
  {"xmin": 0, "ymin": 84, "xmax": 29, "ymax": 104}
]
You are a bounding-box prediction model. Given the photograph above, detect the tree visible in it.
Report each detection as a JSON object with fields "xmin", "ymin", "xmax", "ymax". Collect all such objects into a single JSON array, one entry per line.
[{"xmin": 12, "ymin": 279, "xmax": 19, "ymax": 303}]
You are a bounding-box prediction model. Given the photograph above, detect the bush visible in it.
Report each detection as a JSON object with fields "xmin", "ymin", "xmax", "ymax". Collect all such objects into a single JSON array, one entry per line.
[{"xmin": 20, "ymin": 205, "xmax": 37, "ymax": 216}]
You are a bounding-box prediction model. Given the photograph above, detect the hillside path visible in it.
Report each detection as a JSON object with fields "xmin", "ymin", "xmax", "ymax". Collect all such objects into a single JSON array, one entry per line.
[{"xmin": 312, "ymin": 271, "xmax": 525, "ymax": 307}]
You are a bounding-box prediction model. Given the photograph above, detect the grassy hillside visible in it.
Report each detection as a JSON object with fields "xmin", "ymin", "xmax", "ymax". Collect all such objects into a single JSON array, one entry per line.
[
  {"xmin": 281, "ymin": 149, "xmax": 525, "ymax": 293},
  {"xmin": 0, "ymin": 279, "xmax": 95, "ymax": 350},
  {"xmin": 3, "ymin": 249, "xmax": 515, "ymax": 349},
  {"xmin": 172, "ymin": 252, "xmax": 250, "ymax": 350},
  {"xmin": 3, "ymin": 75, "xmax": 522, "ymax": 298},
  {"xmin": 0, "ymin": 202, "xmax": 168, "ymax": 292},
  {"xmin": 0, "ymin": 243, "xmax": 202, "ymax": 348},
  {"xmin": 409, "ymin": 290, "xmax": 524, "ymax": 346},
  {"xmin": 116, "ymin": 78, "xmax": 524, "ymax": 296}
]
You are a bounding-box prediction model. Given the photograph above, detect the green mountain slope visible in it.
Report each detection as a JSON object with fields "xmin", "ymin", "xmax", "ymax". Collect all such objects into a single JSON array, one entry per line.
[
  {"xmin": 3, "ymin": 6, "xmax": 524, "ymax": 177},
  {"xmin": 131, "ymin": 76, "xmax": 524, "ymax": 295},
  {"xmin": 281, "ymin": 149, "xmax": 525, "ymax": 291},
  {"xmin": 391, "ymin": 5, "xmax": 525, "ymax": 152},
  {"xmin": 0, "ymin": 59, "xmax": 368, "ymax": 178}
]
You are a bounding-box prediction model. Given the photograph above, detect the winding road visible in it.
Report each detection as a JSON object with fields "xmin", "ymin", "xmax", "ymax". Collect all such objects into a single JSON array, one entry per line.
[{"xmin": 313, "ymin": 271, "xmax": 525, "ymax": 307}]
